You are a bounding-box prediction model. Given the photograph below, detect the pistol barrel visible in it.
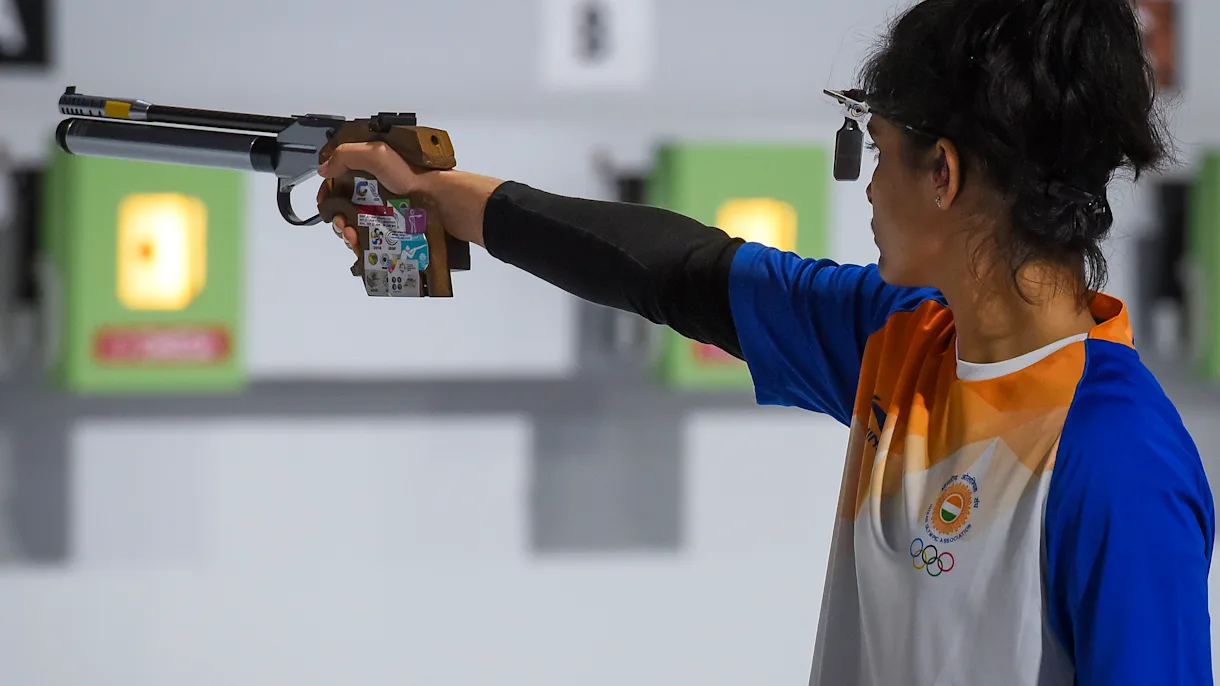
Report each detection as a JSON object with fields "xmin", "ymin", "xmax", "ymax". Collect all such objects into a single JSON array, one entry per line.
[
  {"xmin": 56, "ymin": 118, "xmax": 278, "ymax": 173},
  {"xmin": 143, "ymin": 105, "xmax": 294, "ymax": 134},
  {"xmin": 58, "ymin": 88, "xmax": 294, "ymax": 134}
]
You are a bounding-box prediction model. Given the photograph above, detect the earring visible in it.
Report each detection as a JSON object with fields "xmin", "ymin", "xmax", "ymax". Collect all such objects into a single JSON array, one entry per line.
[{"xmin": 935, "ymin": 195, "xmax": 943, "ymax": 208}]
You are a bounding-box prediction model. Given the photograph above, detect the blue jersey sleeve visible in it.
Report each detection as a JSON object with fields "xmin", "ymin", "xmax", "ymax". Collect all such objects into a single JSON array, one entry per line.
[
  {"xmin": 1045, "ymin": 340, "xmax": 1215, "ymax": 686},
  {"xmin": 726, "ymin": 242, "xmax": 939, "ymax": 424}
]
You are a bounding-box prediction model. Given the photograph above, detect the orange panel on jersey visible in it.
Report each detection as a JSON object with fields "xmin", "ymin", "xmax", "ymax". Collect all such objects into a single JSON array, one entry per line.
[
  {"xmin": 1087, "ymin": 293, "xmax": 1135, "ymax": 348},
  {"xmin": 841, "ymin": 294, "xmax": 1134, "ymax": 518}
]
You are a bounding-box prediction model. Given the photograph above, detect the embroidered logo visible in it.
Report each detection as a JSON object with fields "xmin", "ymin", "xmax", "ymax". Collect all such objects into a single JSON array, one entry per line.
[{"xmin": 923, "ymin": 473, "xmax": 979, "ymax": 545}]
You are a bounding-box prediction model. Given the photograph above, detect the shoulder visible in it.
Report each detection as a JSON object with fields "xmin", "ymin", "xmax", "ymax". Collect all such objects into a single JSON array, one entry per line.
[
  {"xmin": 1058, "ymin": 340, "xmax": 1200, "ymax": 470},
  {"xmin": 1051, "ymin": 339, "xmax": 1212, "ymax": 531},
  {"xmin": 724, "ymin": 243, "xmax": 947, "ymax": 422},
  {"xmin": 728, "ymin": 243, "xmax": 944, "ymax": 332}
]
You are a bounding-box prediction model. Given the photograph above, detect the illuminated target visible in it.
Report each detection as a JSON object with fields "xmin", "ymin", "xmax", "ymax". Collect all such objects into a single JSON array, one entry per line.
[
  {"xmin": 116, "ymin": 192, "xmax": 208, "ymax": 311},
  {"xmin": 715, "ymin": 197, "xmax": 798, "ymax": 252}
]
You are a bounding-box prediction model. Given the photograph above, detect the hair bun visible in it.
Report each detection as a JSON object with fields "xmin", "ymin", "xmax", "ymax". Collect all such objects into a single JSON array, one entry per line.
[{"xmin": 855, "ymin": 0, "xmax": 1167, "ymax": 297}]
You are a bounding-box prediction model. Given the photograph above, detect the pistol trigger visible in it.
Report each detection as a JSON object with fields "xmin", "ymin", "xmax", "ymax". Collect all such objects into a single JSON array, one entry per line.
[{"xmin": 277, "ymin": 177, "xmax": 321, "ymax": 226}]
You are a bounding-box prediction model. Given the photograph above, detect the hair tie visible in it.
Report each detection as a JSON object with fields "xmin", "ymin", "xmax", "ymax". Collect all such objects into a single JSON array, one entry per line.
[{"xmin": 1044, "ymin": 180, "xmax": 1108, "ymax": 216}]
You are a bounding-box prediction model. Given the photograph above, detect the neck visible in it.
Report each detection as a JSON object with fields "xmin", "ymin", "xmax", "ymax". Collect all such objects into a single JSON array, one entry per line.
[{"xmin": 940, "ymin": 262, "xmax": 1097, "ymax": 364}]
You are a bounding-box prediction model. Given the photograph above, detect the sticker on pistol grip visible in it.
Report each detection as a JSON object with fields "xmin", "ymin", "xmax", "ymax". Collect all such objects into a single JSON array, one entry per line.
[
  {"xmin": 362, "ymin": 251, "xmax": 390, "ymax": 297},
  {"xmin": 388, "ymin": 257, "xmax": 421, "ymax": 297},
  {"xmin": 352, "ymin": 177, "xmax": 383, "ymax": 206},
  {"xmin": 396, "ymin": 233, "xmax": 430, "ymax": 273},
  {"xmin": 369, "ymin": 223, "xmax": 387, "ymax": 251},
  {"xmin": 405, "ymin": 208, "xmax": 427, "ymax": 235},
  {"xmin": 387, "ymin": 205, "xmax": 425, "ymax": 248},
  {"xmin": 357, "ymin": 204, "xmax": 397, "ymax": 250}
]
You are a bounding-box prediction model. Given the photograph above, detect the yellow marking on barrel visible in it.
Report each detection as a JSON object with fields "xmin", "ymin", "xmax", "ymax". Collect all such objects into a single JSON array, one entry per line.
[{"xmin": 104, "ymin": 101, "xmax": 133, "ymax": 119}]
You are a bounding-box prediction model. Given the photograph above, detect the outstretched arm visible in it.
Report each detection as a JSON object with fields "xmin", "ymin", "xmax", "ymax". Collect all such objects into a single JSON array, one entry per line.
[
  {"xmin": 319, "ymin": 145, "xmax": 745, "ymax": 356},
  {"xmin": 318, "ymin": 142, "xmax": 934, "ymax": 424}
]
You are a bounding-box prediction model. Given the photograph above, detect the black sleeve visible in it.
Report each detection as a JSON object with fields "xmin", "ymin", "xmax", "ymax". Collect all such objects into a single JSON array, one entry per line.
[{"xmin": 481, "ymin": 180, "xmax": 745, "ymax": 359}]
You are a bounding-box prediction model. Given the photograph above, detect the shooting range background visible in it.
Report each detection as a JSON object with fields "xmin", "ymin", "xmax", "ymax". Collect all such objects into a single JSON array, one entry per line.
[{"xmin": 0, "ymin": 0, "xmax": 1219, "ymax": 684}]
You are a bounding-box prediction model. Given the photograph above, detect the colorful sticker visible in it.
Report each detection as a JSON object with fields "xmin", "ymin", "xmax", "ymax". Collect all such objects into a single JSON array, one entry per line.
[
  {"xmin": 363, "ymin": 252, "xmax": 390, "ymax": 296},
  {"xmin": 388, "ymin": 257, "xmax": 421, "ymax": 297},
  {"xmin": 387, "ymin": 205, "xmax": 424, "ymax": 247},
  {"xmin": 357, "ymin": 206, "xmax": 397, "ymax": 243},
  {"xmin": 406, "ymin": 208, "xmax": 427, "ymax": 235},
  {"xmin": 350, "ymin": 186, "xmax": 432, "ymax": 297},
  {"xmin": 399, "ymin": 234, "xmax": 430, "ymax": 272},
  {"xmin": 370, "ymin": 224, "xmax": 387, "ymax": 250},
  {"xmin": 352, "ymin": 177, "xmax": 383, "ymax": 206}
]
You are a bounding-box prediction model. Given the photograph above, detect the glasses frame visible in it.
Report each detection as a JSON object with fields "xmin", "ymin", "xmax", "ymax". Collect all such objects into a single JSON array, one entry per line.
[{"xmin": 823, "ymin": 89, "xmax": 941, "ymax": 181}]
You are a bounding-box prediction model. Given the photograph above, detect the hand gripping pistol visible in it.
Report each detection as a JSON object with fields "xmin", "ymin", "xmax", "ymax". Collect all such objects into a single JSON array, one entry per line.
[{"xmin": 55, "ymin": 86, "xmax": 470, "ymax": 297}]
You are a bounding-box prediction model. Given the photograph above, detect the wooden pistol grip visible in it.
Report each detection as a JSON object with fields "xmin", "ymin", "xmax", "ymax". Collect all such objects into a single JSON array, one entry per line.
[{"xmin": 319, "ymin": 122, "xmax": 468, "ymax": 297}]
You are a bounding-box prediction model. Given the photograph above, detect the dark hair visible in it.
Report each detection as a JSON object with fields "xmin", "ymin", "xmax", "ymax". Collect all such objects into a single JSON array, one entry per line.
[{"xmin": 856, "ymin": 0, "xmax": 1172, "ymax": 299}]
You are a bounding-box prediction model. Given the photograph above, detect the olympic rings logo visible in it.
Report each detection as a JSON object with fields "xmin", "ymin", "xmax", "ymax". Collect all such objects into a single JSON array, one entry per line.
[{"xmin": 910, "ymin": 538, "xmax": 954, "ymax": 577}]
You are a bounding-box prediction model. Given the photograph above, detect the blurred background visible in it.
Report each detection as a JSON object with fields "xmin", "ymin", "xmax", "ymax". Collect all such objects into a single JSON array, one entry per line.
[{"xmin": 1, "ymin": 0, "xmax": 1219, "ymax": 683}]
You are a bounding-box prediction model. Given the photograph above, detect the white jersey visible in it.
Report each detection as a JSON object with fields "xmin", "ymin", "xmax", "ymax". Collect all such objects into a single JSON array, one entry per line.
[{"xmin": 725, "ymin": 244, "xmax": 1214, "ymax": 685}]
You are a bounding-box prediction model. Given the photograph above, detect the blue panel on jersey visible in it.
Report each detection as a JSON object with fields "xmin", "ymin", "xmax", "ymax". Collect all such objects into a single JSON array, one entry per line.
[
  {"xmin": 726, "ymin": 242, "xmax": 941, "ymax": 424},
  {"xmin": 1045, "ymin": 339, "xmax": 1215, "ymax": 685}
]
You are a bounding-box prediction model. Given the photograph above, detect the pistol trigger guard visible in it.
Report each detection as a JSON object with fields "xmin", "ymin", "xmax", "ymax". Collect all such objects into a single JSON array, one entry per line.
[{"xmin": 277, "ymin": 177, "xmax": 321, "ymax": 226}]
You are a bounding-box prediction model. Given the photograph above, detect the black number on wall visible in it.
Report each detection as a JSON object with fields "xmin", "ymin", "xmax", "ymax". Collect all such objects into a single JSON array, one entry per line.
[
  {"xmin": 579, "ymin": 2, "xmax": 608, "ymax": 63},
  {"xmin": 0, "ymin": 0, "xmax": 49, "ymax": 67}
]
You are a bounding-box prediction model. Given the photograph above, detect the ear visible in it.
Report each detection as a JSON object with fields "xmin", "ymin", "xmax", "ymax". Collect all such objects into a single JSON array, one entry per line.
[{"xmin": 932, "ymin": 138, "xmax": 962, "ymax": 210}]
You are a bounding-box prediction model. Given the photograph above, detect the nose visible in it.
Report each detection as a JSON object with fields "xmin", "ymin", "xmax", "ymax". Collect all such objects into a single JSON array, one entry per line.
[{"xmin": 866, "ymin": 182, "xmax": 874, "ymax": 205}]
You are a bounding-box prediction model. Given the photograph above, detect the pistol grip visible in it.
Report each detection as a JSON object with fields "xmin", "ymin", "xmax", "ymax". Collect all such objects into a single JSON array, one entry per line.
[
  {"xmin": 320, "ymin": 175, "xmax": 456, "ymax": 297},
  {"xmin": 317, "ymin": 122, "xmax": 468, "ymax": 297}
]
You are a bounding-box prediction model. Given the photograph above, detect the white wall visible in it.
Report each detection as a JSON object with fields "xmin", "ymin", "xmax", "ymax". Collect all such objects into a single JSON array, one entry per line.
[{"xmin": 0, "ymin": 411, "xmax": 845, "ymax": 686}]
